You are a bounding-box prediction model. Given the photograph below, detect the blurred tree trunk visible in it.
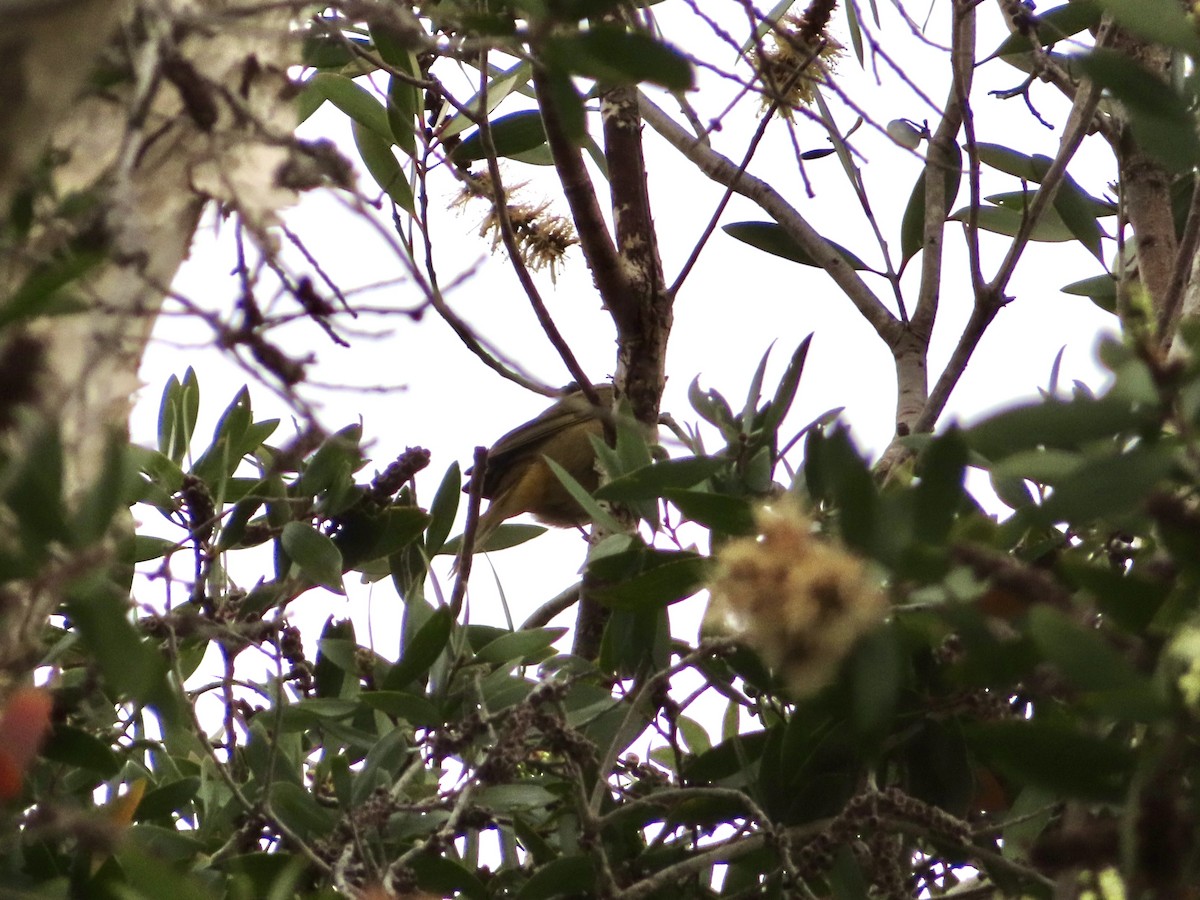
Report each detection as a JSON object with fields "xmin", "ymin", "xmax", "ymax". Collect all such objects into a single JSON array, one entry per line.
[{"xmin": 0, "ymin": 0, "xmax": 300, "ymax": 677}]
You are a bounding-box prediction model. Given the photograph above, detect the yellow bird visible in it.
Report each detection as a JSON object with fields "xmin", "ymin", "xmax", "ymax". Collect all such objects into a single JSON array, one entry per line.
[{"xmin": 468, "ymin": 384, "xmax": 615, "ymax": 558}]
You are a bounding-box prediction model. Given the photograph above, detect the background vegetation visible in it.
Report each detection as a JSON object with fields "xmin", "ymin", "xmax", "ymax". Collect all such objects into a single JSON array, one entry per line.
[{"xmin": 1, "ymin": 0, "xmax": 1198, "ymax": 897}]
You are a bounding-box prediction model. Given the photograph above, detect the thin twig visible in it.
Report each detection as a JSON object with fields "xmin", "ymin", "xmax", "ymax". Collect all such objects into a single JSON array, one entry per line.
[
  {"xmin": 450, "ymin": 445, "xmax": 487, "ymax": 616},
  {"xmin": 477, "ymin": 62, "xmax": 596, "ymax": 400},
  {"xmin": 912, "ymin": 66, "xmax": 1104, "ymax": 436},
  {"xmin": 532, "ymin": 66, "xmax": 632, "ymax": 328},
  {"xmin": 639, "ymin": 94, "xmax": 900, "ymax": 344},
  {"xmin": 520, "ymin": 582, "xmax": 580, "ymax": 629},
  {"xmin": 1158, "ymin": 175, "xmax": 1200, "ymax": 342}
]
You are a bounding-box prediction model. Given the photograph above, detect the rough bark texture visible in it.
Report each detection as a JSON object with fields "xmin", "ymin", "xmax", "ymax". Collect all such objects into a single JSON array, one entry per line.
[
  {"xmin": 0, "ymin": 0, "xmax": 300, "ymax": 677},
  {"xmin": 601, "ymin": 85, "xmax": 671, "ymax": 427},
  {"xmin": 0, "ymin": 0, "xmax": 128, "ymax": 207},
  {"xmin": 1110, "ymin": 31, "xmax": 1177, "ymax": 321}
]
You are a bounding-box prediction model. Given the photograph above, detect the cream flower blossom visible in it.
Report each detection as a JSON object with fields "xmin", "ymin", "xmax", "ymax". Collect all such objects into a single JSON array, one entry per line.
[{"xmin": 706, "ymin": 499, "xmax": 886, "ymax": 698}]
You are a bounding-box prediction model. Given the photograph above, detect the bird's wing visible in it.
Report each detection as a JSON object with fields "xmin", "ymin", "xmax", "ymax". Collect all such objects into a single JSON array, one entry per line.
[{"xmin": 481, "ymin": 388, "xmax": 611, "ymax": 497}]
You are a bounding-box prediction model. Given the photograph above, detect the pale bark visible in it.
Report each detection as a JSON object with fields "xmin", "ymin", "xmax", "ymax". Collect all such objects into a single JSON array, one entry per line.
[
  {"xmin": 0, "ymin": 0, "xmax": 301, "ymax": 675},
  {"xmin": 0, "ymin": 0, "xmax": 128, "ymax": 207}
]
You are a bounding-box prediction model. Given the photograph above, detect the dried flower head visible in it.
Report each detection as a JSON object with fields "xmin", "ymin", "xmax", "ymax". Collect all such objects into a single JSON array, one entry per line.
[
  {"xmin": 451, "ymin": 170, "xmax": 577, "ymax": 281},
  {"xmin": 751, "ymin": 5, "xmax": 843, "ymax": 112},
  {"xmin": 705, "ymin": 498, "xmax": 886, "ymax": 699}
]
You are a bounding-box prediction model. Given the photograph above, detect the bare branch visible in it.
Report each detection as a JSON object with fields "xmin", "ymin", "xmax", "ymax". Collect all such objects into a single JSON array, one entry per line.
[
  {"xmin": 639, "ymin": 94, "xmax": 901, "ymax": 344},
  {"xmin": 533, "ymin": 66, "xmax": 633, "ymax": 320}
]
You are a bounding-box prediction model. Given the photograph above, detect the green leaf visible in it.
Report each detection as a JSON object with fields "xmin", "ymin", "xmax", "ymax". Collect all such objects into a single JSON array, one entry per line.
[
  {"xmin": 662, "ymin": 489, "xmax": 757, "ymax": 535},
  {"xmin": 965, "ymin": 395, "xmax": 1146, "ymax": 458},
  {"xmin": 949, "ymin": 203, "xmax": 1075, "ymax": 241},
  {"xmin": 191, "ymin": 387, "xmax": 252, "ymax": 489},
  {"xmin": 977, "ymin": 142, "xmax": 1053, "ymax": 181},
  {"xmin": 132, "ymin": 535, "xmax": 176, "ymax": 563},
  {"xmin": 848, "ymin": 625, "xmax": 902, "ymax": 739},
  {"xmin": 595, "ymin": 554, "xmax": 708, "ymax": 609},
  {"xmin": 74, "ymin": 433, "xmax": 135, "ymax": 545},
  {"xmin": 358, "ymin": 691, "xmax": 439, "ymax": 726},
  {"xmin": 1063, "ymin": 560, "xmax": 1168, "ymax": 633},
  {"xmin": 0, "ymin": 249, "xmax": 101, "ymax": 329},
  {"xmin": 6, "ymin": 423, "xmax": 67, "ymax": 546},
  {"xmin": 594, "ymin": 456, "xmax": 725, "ymax": 501},
  {"xmin": 508, "ymin": 144, "xmax": 555, "ymax": 165},
  {"xmin": 1052, "ymin": 181, "xmax": 1106, "ymax": 260},
  {"xmin": 844, "ymin": 0, "xmax": 866, "ymax": 65},
  {"xmin": 157, "ymin": 369, "xmax": 199, "ymax": 465},
  {"xmin": 476, "ymin": 628, "xmax": 567, "ymax": 665},
  {"xmin": 992, "ymin": 447, "xmax": 1085, "ymax": 486},
  {"xmin": 989, "ymin": 2, "xmax": 1102, "ymax": 58},
  {"xmin": 741, "ymin": 0, "xmax": 802, "ymax": 53},
  {"xmin": 601, "ymin": 604, "xmax": 671, "ymax": 676},
  {"xmin": 295, "ymin": 74, "xmax": 326, "ymax": 124},
  {"xmin": 1062, "ymin": 273, "xmax": 1118, "ymax": 313},
  {"xmin": 281, "ymin": 522, "xmax": 346, "ymax": 594},
  {"xmin": 268, "ymin": 781, "xmax": 337, "ymax": 841},
  {"xmin": 829, "ymin": 847, "xmax": 873, "ymax": 900},
  {"xmin": 384, "ymin": 605, "xmax": 453, "ymax": 690},
  {"xmin": 387, "ymin": 73, "xmax": 420, "ymax": 157},
  {"xmin": 343, "ymin": 506, "xmax": 429, "ymax": 568},
  {"xmin": 136, "ymin": 778, "xmax": 200, "ymax": 821},
  {"xmin": 302, "ymin": 33, "xmax": 365, "ymax": 70},
  {"xmin": 543, "ymin": 457, "xmax": 624, "ymax": 532},
  {"xmin": 535, "ymin": 68, "xmax": 586, "ymax": 143},
  {"xmin": 441, "ymin": 522, "xmax": 547, "ymax": 556},
  {"xmin": 757, "ymin": 335, "xmax": 814, "ymax": 444},
  {"xmin": 900, "ymin": 143, "xmax": 962, "ymax": 263},
  {"xmin": 408, "ymin": 853, "xmax": 488, "ymax": 900},
  {"xmin": 1037, "ymin": 441, "xmax": 1178, "ymax": 524},
  {"xmin": 309, "ymin": 72, "xmax": 391, "ymax": 140},
  {"xmin": 110, "ymin": 847, "xmax": 212, "ymax": 897},
  {"xmin": 370, "ymin": 21, "xmax": 417, "ymax": 69},
  {"xmin": 1076, "ymin": 49, "xmax": 1200, "ymax": 172},
  {"xmin": 1028, "ymin": 606, "xmax": 1165, "ymax": 719},
  {"xmin": 65, "ymin": 575, "xmax": 167, "ymax": 705},
  {"xmin": 723, "ymin": 221, "xmax": 869, "ymax": 270},
  {"xmin": 903, "ymin": 720, "xmax": 974, "ymax": 816},
  {"xmin": 218, "ymin": 853, "xmax": 307, "ymax": 897},
  {"xmin": 372, "ymin": 33, "xmax": 422, "ymax": 154},
  {"xmin": 544, "ymin": 27, "xmax": 693, "ymax": 91},
  {"xmin": 684, "ymin": 728, "xmax": 772, "ymax": 785},
  {"xmin": 426, "ymin": 463, "xmax": 460, "ymax": 556},
  {"xmin": 441, "ymin": 61, "xmax": 532, "ymax": 140},
  {"xmin": 41, "ymin": 723, "xmax": 121, "ymax": 776},
  {"xmin": 913, "ymin": 428, "xmax": 967, "ymax": 543},
  {"xmin": 352, "ymin": 120, "xmax": 415, "ymax": 213},
  {"xmin": 689, "ymin": 379, "xmax": 738, "ymax": 440},
  {"xmin": 156, "ymin": 373, "xmax": 181, "ymax": 461},
  {"xmin": 966, "ymin": 721, "xmax": 1135, "ymax": 801},
  {"xmin": 296, "ymin": 425, "xmax": 361, "ymax": 497},
  {"xmin": 452, "ymin": 110, "xmax": 547, "ymax": 163},
  {"xmin": 1094, "ymin": 0, "xmax": 1200, "ymax": 56},
  {"xmin": 821, "ymin": 427, "xmax": 878, "ymax": 554}
]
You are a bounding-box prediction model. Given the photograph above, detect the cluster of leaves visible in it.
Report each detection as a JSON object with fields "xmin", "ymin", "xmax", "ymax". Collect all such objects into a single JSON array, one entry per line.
[
  {"xmin": 5, "ymin": 324, "xmax": 1200, "ymax": 897},
  {"xmin": 17, "ymin": 0, "xmax": 1200, "ymax": 897},
  {"xmin": 298, "ymin": 0, "xmax": 693, "ymax": 219}
]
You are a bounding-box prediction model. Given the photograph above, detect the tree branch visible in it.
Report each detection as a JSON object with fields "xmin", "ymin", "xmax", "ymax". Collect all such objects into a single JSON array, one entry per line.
[
  {"xmin": 639, "ymin": 94, "xmax": 901, "ymax": 345},
  {"xmin": 910, "ymin": 64, "xmax": 1104, "ymax": 436},
  {"xmin": 601, "ymin": 84, "xmax": 671, "ymax": 424},
  {"xmin": 476, "ymin": 63, "xmax": 595, "ymax": 396},
  {"xmin": 911, "ymin": 0, "xmax": 973, "ymax": 335},
  {"xmin": 533, "ymin": 66, "xmax": 632, "ymax": 318}
]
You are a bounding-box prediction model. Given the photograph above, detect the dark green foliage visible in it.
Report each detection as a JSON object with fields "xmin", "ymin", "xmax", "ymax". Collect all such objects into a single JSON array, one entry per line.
[{"xmin": 7, "ymin": 331, "xmax": 1191, "ymax": 896}]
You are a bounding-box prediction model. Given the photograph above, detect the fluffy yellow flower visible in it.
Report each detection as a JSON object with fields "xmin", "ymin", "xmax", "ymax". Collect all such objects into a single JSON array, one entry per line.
[
  {"xmin": 751, "ymin": 11, "xmax": 843, "ymax": 112},
  {"xmin": 706, "ymin": 499, "xmax": 886, "ymax": 698}
]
